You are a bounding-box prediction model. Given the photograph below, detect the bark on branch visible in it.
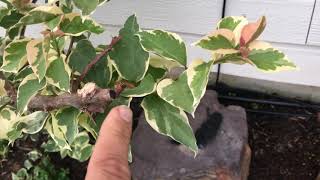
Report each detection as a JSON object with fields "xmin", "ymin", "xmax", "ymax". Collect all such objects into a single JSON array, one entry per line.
[{"xmin": 28, "ymin": 83, "xmax": 116, "ymax": 113}]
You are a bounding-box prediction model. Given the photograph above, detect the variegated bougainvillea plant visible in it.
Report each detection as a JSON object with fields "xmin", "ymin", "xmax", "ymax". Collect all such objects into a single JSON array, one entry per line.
[{"xmin": 0, "ymin": 0, "xmax": 296, "ymax": 162}]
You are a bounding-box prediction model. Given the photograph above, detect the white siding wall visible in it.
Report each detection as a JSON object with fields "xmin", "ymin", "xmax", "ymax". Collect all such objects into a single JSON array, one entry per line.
[
  {"xmin": 1, "ymin": 0, "xmax": 320, "ymax": 87},
  {"xmin": 308, "ymin": 0, "xmax": 320, "ymax": 45}
]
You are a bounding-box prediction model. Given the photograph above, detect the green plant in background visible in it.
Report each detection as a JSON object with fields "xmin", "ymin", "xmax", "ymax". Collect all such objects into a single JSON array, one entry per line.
[
  {"xmin": 0, "ymin": 0, "xmax": 296, "ymax": 163},
  {"xmin": 12, "ymin": 150, "xmax": 69, "ymax": 180}
]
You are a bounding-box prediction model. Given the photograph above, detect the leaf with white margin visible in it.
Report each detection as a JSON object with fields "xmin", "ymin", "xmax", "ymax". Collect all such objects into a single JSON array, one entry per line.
[
  {"xmin": 0, "ymin": 108, "xmax": 17, "ymax": 140},
  {"xmin": 46, "ymin": 56, "xmax": 71, "ymax": 92},
  {"xmin": 139, "ymin": 30, "xmax": 187, "ymax": 66},
  {"xmin": 157, "ymin": 72, "xmax": 194, "ymax": 114},
  {"xmin": 121, "ymin": 74, "xmax": 156, "ymax": 97},
  {"xmin": 69, "ymin": 131, "xmax": 93, "ymax": 162},
  {"xmin": 248, "ymin": 48, "xmax": 296, "ymax": 72},
  {"xmin": 54, "ymin": 107, "xmax": 81, "ymax": 144},
  {"xmin": 9, "ymin": 6, "xmax": 63, "ymax": 32},
  {"xmin": 149, "ymin": 54, "xmax": 182, "ymax": 71},
  {"xmin": 217, "ymin": 16, "xmax": 248, "ymax": 45},
  {"xmin": 194, "ymin": 29, "xmax": 238, "ymax": 54},
  {"xmin": 1, "ymin": 38, "xmax": 30, "ymax": 73},
  {"xmin": 60, "ymin": 13, "xmax": 104, "ymax": 36},
  {"xmin": 187, "ymin": 59, "xmax": 213, "ymax": 108},
  {"xmin": 142, "ymin": 94, "xmax": 198, "ymax": 154},
  {"xmin": 18, "ymin": 111, "xmax": 48, "ymax": 134},
  {"xmin": 78, "ymin": 113, "xmax": 98, "ymax": 139},
  {"xmin": 26, "ymin": 39, "xmax": 47, "ymax": 81},
  {"xmin": 17, "ymin": 74, "xmax": 46, "ymax": 114},
  {"xmin": 109, "ymin": 14, "xmax": 149, "ymax": 82},
  {"xmin": 45, "ymin": 115, "xmax": 71, "ymax": 151},
  {"xmin": 73, "ymin": 0, "xmax": 99, "ymax": 16}
]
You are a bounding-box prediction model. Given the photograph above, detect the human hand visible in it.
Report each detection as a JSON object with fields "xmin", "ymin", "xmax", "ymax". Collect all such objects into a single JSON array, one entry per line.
[{"xmin": 86, "ymin": 105, "xmax": 132, "ymax": 180}]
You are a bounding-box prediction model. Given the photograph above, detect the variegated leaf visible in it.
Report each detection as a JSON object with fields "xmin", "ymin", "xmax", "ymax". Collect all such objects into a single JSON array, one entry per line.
[
  {"xmin": 9, "ymin": 6, "xmax": 63, "ymax": 33},
  {"xmin": 149, "ymin": 54, "xmax": 182, "ymax": 71},
  {"xmin": 109, "ymin": 14, "xmax": 149, "ymax": 82},
  {"xmin": 17, "ymin": 111, "xmax": 48, "ymax": 134},
  {"xmin": 217, "ymin": 16, "xmax": 248, "ymax": 45},
  {"xmin": 0, "ymin": 108, "xmax": 17, "ymax": 140},
  {"xmin": 17, "ymin": 74, "xmax": 46, "ymax": 114},
  {"xmin": 1, "ymin": 39, "xmax": 30, "ymax": 73},
  {"xmin": 26, "ymin": 39, "xmax": 47, "ymax": 81},
  {"xmin": 0, "ymin": 9, "xmax": 23, "ymax": 29},
  {"xmin": 45, "ymin": 115, "xmax": 71, "ymax": 151},
  {"xmin": 73, "ymin": 0, "xmax": 99, "ymax": 15},
  {"xmin": 194, "ymin": 29, "xmax": 238, "ymax": 54},
  {"xmin": 247, "ymin": 48, "xmax": 296, "ymax": 72},
  {"xmin": 69, "ymin": 131, "xmax": 93, "ymax": 162},
  {"xmin": 60, "ymin": 13, "xmax": 104, "ymax": 36},
  {"xmin": 186, "ymin": 59, "xmax": 213, "ymax": 108},
  {"xmin": 121, "ymin": 74, "xmax": 156, "ymax": 97},
  {"xmin": 157, "ymin": 72, "xmax": 194, "ymax": 114},
  {"xmin": 46, "ymin": 56, "xmax": 71, "ymax": 92},
  {"xmin": 78, "ymin": 113, "xmax": 98, "ymax": 139},
  {"xmin": 240, "ymin": 16, "xmax": 266, "ymax": 46},
  {"xmin": 142, "ymin": 94, "xmax": 198, "ymax": 154},
  {"xmin": 139, "ymin": 30, "xmax": 187, "ymax": 66},
  {"xmin": 55, "ymin": 107, "xmax": 81, "ymax": 144}
]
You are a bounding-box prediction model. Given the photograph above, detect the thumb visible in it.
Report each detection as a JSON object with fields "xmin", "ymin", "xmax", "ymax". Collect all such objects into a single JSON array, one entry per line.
[{"xmin": 86, "ymin": 105, "xmax": 132, "ymax": 180}]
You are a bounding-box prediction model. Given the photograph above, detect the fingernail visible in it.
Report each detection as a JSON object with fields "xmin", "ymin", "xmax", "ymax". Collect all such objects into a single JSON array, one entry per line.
[{"xmin": 118, "ymin": 105, "xmax": 132, "ymax": 123}]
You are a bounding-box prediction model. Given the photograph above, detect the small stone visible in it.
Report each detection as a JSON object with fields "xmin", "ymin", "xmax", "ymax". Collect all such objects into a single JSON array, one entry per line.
[{"xmin": 130, "ymin": 90, "xmax": 250, "ymax": 180}]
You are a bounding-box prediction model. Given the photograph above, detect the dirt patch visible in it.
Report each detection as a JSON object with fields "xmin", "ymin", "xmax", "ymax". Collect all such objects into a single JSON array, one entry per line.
[{"xmin": 215, "ymin": 84, "xmax": 320, "ymax": 180}]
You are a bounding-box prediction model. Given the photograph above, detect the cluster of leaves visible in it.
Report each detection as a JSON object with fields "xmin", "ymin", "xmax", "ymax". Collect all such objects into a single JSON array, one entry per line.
[
  {"xmin": 12, "ymin": 150, "xmax": 69, "ymax": 180},
  {"xmin": 0, "ymin": 0, "xmax": 296, "ymax": 163}
]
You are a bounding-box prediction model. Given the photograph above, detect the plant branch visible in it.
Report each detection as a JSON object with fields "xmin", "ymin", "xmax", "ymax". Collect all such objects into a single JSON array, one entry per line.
[
  {"xmin": 29, "ymin": 83, "xmax": 116, "ymax": 113},
  {"xmin": 78, "ymin": 36, "xmax": 121, "ymax": 83}
]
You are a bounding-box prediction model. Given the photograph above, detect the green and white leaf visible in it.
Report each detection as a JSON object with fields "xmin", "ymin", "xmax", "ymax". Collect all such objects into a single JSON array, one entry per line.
[
  {"xmin": 157, "ymin": 72, "xmax": 194, "ymax": 114},
  {"xmin": 17, "ymin": 74, "xmax": 46, "ymax": 114},
  {"xmin": 186, "ymin": 59, "xmax": 213, "ymax": 108},
  {"xmin": 9, "ymin": 6, "xmax": 63, "ymax": 32},
  {"xmin": 0, "ymin": 108, "xmax": 17, "ymax": 140},
  {"xmin": 121, "ymin": 74, "xmax": 156, "ymax": 97},
  {"xmin": 139, "ymin": 30, "xmax": 187, "ymax": 66},
  {"xmin": 248, "ymin": 48, "xmax": 296, "ymax": 72},
  {"xmin": 73, "ymin": 0, "xmax": 99, "ymax": 15},
  {"xmin": 54, "ymin": 107, "xmax": 80, "ymax": 144},
  {"xmin": 78, "ymin": 113, "xmax": 98, "ymax": 139},
  {"xmin": 45, "ymin": 115, "xmax": 71, "ymax": 151},
  {"xmin": 18, "ymin": 111, "xmax": 48, "ymax": 134},
  {"xmin": 26, "ymin": 39, "xmax": 47, "ymax": 81},
  {"xmin": 194, "ymin": 29, "xmax": 238, "ymax": 54},
  {"xmin": 0, "ymin": 9, "xmax": 23, "ymax": 29},
  {"xmin": 1, "ymin": 38, "xmax": 30, "ymax": 73},
  {"xmin": 149, "ymin": 54, "xmax": 182, "ymax": 71},
  {"xmin": 217, "ymin": 16, "xmax": 248, "ymax": 45},
  {"xmin": 109, "ymin": 14, "xmax": 149, "ymax": 82},
  {"xmin": 60, "ymin": 13, "xmax": 104, "ymax": 36},
  {"xmin": 142, "ymin": 94, "xmax": 198, "ymax": 154},
  {"xmin": 0, "ymin": 79, "xmax": 7, "ymax": 96},
  {"xmin": 68, "ymin": 131, "xmax": 93, "ymax": 162},
  {"xmin": 46, "ymin": 56, "xmax": 71, "ymax": 92}
]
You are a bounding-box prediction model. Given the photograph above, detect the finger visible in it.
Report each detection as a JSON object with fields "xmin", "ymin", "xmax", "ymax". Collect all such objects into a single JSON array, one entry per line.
[{"xmin": 86, "ymin": 105, "xmax": 132, "ymax": 180}]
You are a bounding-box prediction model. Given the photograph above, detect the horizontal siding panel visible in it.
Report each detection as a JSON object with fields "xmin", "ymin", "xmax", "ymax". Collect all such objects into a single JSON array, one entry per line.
[
  {"xmin": 307, "ymin": 0, "xmax": 320, "ymax": 46},
  {"xmin": 225, "ymin": 0, "xmax": 315, "ymax": 45},
  {"xmin": 220, "ymin": 43, "xmax": 320, "ymax": 86},
  {"xmin": 93, "ymin": 0, "xmax": 223, "ymax": 35}
]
